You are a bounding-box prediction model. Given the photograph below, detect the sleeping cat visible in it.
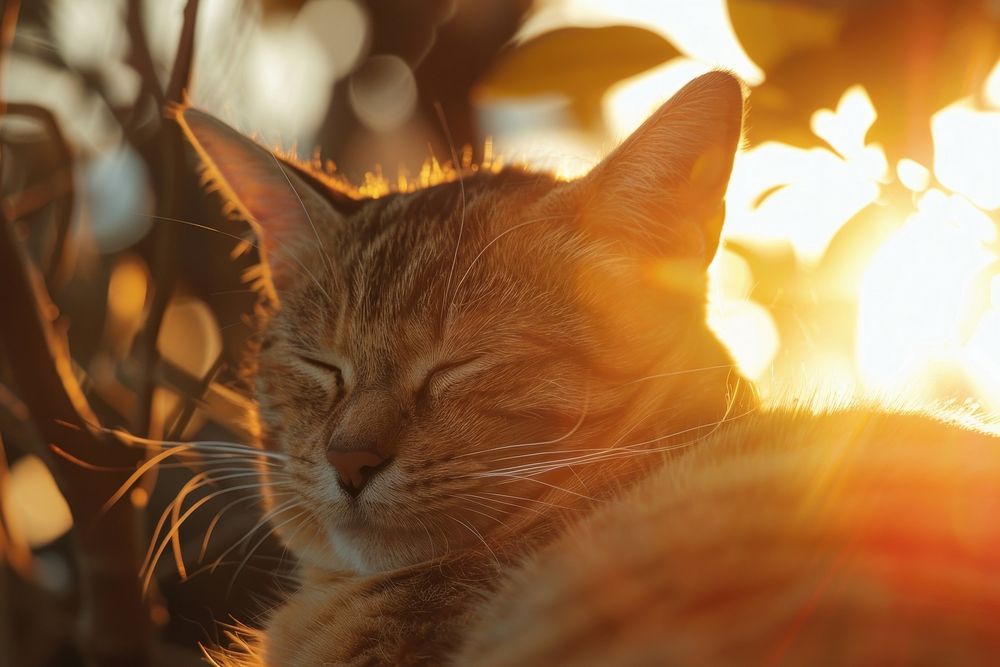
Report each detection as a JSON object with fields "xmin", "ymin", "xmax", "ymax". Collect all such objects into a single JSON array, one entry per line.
[{"xmin": 177, "ymin": 72, "xmax": 1000, "ymax": 665}]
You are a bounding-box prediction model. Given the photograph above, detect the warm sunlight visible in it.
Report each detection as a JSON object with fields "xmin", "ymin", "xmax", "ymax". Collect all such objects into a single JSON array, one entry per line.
[
  {"xmin": 519, "ymin": 1, "xmax": 1000, "ymax": 407},
  {"xmin": 526, "ymin": 0, "xmax": 762, "ymax": 84},
  {"xmin": 2, "ymin": 455, "xmax": 73, "ymax": 548},
  {"xmin": 8, "ymin": 2, "xmax": 1000, "ymax": 664},
  {"xmin": 724, "ymin": 86, "xmax": 884, "ymax": 265},
  {"xmin": 931, "ymin": 100, "xmax": 1000, "ymax": 212},
  {"xmin": 857, "ymin": 190, "xmax": 997, "ymax": 399}
]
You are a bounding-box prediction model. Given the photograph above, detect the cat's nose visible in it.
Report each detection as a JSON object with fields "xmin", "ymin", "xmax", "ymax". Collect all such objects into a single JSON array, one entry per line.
[{"xmin": 325, "ymin": 447, "xmax": 392, "ymax": 497}]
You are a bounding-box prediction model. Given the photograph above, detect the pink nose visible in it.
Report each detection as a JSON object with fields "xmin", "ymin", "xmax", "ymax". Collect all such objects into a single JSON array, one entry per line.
[{"xmin": 325, "ymin": 448, "xmax": 390, "ymax": 496}]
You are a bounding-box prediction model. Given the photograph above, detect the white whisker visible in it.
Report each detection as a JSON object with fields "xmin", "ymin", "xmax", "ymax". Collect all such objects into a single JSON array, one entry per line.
[
  {"xmin": 438, "ymin": 102, "xmax": 468, "ymax": 326},
  {"xmin": 616, "ymin": 363, "xmax": 737, "ymax": 388},
  {"xmin": 450, "ymin": 214, "xmax": 570, "ymax": 309},
  {"xmin": 209, "ymin": 498, "xmax": 300, "ymax": 575},
  {"xmin": 478, "ymin": 406, "xmax": 756, "ymax": 479},
  {"xmin": 447, "ymin": 514, "xmax": 500, "ymax": 568},
  {"xmin": 228, "ymin": 508, "xmax": 308, "ymax": 594},
  {"xmin": 457, "ymin": 386, "xmax": 591, "ymax": 459},
  {"xmin": 143, "ymin": 478, "xmax": 292, "ymax": 589},
  {"xmin": 271, "ymin": 154, "xmax": 336, "ymax": 281},
  {"xmin": 482, "ymin": 473, "xmax": 597, "ymax": 502},
  {"xmin": 199, "ymin": 490, "xmax": 295, "ymax": 562}
]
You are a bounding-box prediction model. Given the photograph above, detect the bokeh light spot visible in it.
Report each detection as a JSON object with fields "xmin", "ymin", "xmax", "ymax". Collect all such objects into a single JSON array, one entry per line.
[
  {"xmin": 349, "ymin": 55, "xmax": 418, "ymax": 132},
  {"xmin": 3, "ymin": 456, "xmax": 73, "ymax": 548}
]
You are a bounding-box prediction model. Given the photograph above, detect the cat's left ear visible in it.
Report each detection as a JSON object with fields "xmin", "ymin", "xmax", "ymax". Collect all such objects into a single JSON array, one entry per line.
[
  {"xmin": 575, "ymin": 71, "xmax": 745, "ymax": 266},
  {"xmin": 174, "ymin": 107, "xmax": 349, "ymax": 291}
]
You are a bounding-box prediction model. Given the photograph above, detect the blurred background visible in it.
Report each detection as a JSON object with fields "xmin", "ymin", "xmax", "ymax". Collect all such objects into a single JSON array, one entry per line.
[{"xmin": 1, "ymin": 0, "xmax": 999, "ymax": 664}]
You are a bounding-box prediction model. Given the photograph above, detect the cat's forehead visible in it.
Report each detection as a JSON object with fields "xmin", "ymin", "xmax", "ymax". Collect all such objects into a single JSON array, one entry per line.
[
  {"xmin": 282, "ymin": 169, "xmax": 583, "ymax": 360},
  {"xmin": 348, "ymin": 169, "xmax": 559, "ymax": 255},
  {"xmin": 333, "ymin": 171, "xmax": 569, "ymax": 314}
]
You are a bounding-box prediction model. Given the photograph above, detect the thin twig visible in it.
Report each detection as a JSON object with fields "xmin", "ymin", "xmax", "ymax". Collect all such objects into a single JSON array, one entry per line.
[
  {"xmin": 165, "ymin": 353, "xmax": 226, "ymax": 441},
  {"xmin": 0, "ymin": 102, "xmax": 76, "ymax": 285},
  {"xmin": 166, "ymin": 0, "xmax": 201, "ymax": 105},
  {"xmin": 132, "ymin": 0, "xmax": 202, "ymax": 437},
  {"xmin": 125, "ymin": 0, "xmax": 166, "ymax": 109}
]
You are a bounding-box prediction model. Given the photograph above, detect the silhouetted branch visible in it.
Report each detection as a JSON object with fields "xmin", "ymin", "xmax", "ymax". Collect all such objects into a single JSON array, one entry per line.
[
  {"xmin": 126, "ymin": 0, "xmax": 166, "ymax": 110},
  {"xmin": 133, "ymin": 0, "xmax": 201, "ymax": 437},
  {"xmin": 0, "ymin": 102, "xmax": 75, "ymax": 286},
  {"xmin": 166, "ymin": 0, "xmax": 201, "ymax": 105},
  {"xmin": 0, "ymin": 0, "xmax": 18, "ymax": 101}
]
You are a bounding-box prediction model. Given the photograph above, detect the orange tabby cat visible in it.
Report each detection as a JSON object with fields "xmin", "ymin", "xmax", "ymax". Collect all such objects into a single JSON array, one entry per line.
[{"xmin": 178, "ymin": 73, "xmax": 1000, "ymax": 666}]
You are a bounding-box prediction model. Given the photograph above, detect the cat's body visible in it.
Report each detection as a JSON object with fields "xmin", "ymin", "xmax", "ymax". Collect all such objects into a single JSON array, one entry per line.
[
  {"xmin": 458, "ymin": 408, "xmax": 1000, "ymax": 665},
  {"xmin": 178, "ymin": 73, "xmax": 1000, "ymax": 666}
]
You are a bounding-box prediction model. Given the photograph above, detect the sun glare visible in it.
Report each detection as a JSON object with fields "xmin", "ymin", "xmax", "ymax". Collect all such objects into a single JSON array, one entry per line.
[
  {"xmin": 931, "ymin": 101, "xmax": 1000, "ymax": 212},
  {"xmin": 603, "ymin": 38, "xmax": 1000, "ymax": 408},
  {"xmin": 857, "ymin": 190, "xmax": 997, "ymax": 399},
  {"xmin": 505, "ymin": 2, "xmax": 1000, "ymax": 408},
  {"xmin": 896, "ymin": 159, "xmax": 931, "ymax": 193}
]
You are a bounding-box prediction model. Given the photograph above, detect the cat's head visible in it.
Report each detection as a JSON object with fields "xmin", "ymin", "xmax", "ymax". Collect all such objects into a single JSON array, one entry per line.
[{"xmin": 178, "ymin": 72, "xmax": 753, "ymax": 573}]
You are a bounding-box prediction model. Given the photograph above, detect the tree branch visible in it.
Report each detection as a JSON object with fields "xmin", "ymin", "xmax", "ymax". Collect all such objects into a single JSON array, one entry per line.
[
  {"xmin": 132, "ymin": 0, "xmax": 202, "ymax": 437},
  {"xmin": 126, "ymin": 0, "xmax": 166, "ymax": 110},
  {"xmin": 166, "ymin": 0, "xmax": 201, "ymax": 105},
  {"xmin": 1, "ymin": 102, "xmax": 76, "ymax": 286}
]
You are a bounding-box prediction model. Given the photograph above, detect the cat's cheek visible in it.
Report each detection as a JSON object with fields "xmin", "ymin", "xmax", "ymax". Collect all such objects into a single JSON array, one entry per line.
[
  {"xmin": 257, "ymin": 431, "xmax": 282, "ymax": 453},
  {"xmin": 256, "ymin": 350, "xmax": 296, "ymax": 375}
]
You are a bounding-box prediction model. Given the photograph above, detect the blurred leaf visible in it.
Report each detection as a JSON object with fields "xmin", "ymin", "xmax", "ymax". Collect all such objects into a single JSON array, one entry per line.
[
  {"xmin": 736, "ymin": 0, "xmax": 1000, "ymax": 162},
  {"xmin": 728, "ymin": 0, "xmax": 845, "ymax": 73},
  {"xmin": 477, "ymin": 25, "xmax": 681, "ymax": 129},
  {"xmin": 817, "ymin": 191, "xmax": 908, "ymax": 298},
  {"xmin": 725, "ymin": 238, "xmax": 799, "ymax": 308}
]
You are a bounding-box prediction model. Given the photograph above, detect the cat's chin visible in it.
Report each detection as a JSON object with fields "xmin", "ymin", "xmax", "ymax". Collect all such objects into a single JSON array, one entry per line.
[
  {"xmin": 322, "ymin": 523, "xmax": 442, "ymax": 574},
  {"xmin": 272, "ymin": 509, "xmax": 435, "ymax": 574}
]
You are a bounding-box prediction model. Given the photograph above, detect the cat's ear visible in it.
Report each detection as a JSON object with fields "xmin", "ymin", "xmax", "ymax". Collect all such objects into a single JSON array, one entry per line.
[
  {"xmin": 174, "ymin": 107, "xmax": 344, "ymax": 290},
  {"xmin": 575, "ymin": 71, "xmax": 745, "ymax": 266}
]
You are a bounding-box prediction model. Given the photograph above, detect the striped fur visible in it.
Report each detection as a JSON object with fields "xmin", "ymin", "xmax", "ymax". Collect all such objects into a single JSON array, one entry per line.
[
  {"xmin": 456, "ymin": 409, "xmax": 1000, "ymax": 665},
  {"xmin": 184, "ymin": 72, "xmax": 1000, "ymax": 666},
  {"xmin": 183, "ymin": 72, "xmax": 749, "ymax": 665}
]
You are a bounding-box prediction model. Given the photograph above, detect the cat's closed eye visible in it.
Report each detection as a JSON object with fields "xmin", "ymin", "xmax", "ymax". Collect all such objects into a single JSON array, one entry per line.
[
  {"xmin": 416, "ymin": 356, "xmax": 483, "ymax": 407},
  {"xmin": 297, "ymin": 354, "xmax": 346, "ymax": 389}
]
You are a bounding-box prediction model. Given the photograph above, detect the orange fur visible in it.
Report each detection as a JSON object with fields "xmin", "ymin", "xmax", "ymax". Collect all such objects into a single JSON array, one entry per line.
[
  {"xmin": 180, "ymin": 72, "xmax": 1000, "ymax": 666},
  {"xmin": 457, "ymin": 409, "xmax": 1000, "ymax": 665}
]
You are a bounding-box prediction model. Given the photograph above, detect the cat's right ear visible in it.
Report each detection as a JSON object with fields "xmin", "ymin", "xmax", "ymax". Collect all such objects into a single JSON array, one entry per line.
[
  {"xmin": 174, "ymin": 107, "xmax": 343, "ymax": 292},
  {"xmin": 568, "ymin": 71, "xmax": 745, "ymax": 269}
]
